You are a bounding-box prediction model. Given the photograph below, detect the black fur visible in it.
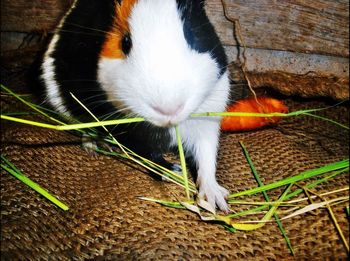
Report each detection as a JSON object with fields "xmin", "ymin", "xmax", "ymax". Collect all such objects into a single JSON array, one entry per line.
[
  {"xmin": 176, "ymin": 0, "xmax": 228, "ymax": 76},
  {"xmin": 43, "ymin": 0, "xmax": 173, "ymax": 164},
  {"xmin": 51, "ymin": 0, "xmax": 115, "ymax": 118}
]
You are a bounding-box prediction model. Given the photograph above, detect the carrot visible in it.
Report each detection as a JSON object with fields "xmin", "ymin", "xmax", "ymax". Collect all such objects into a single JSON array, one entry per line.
[{"xmin": 221, "ymin": 97, "xmax": 288, "ymax": 132}]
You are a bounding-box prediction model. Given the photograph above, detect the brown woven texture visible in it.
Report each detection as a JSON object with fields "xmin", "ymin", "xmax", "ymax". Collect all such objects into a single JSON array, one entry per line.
[{"xmin": 1, "ymin": 93, "xmax": 349, "ymax": 260}]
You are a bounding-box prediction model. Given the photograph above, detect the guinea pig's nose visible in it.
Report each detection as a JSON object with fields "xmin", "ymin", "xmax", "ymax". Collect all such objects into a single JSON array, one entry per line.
[{"xmin": 151, "ymin": 104, "xmax": 184, "ymax": 117}]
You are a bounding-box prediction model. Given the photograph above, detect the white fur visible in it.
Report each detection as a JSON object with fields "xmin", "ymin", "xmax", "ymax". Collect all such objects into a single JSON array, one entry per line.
[
  {"xmin": 40, "ymin": 0, "xmax": 79, "ymax": 115},
  {"xmin": 169, "ymin": 72, "xmax": 231, "ymax": 211},
  {"xmin": 98, "ymin": 0, "xmax": 218, "ymax": 126},
  {"xmin": 98, "ymin": 0, "xmax": 230, "ymax": 210}
]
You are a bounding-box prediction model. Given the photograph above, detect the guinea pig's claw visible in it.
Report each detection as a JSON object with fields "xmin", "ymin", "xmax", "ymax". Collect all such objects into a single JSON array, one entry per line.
[
  {"xmin": 170, "ymin": 163, "xmax": 182, "ymax": 173},
  {"xmin": 161, "ymin": 163, "xmax": 182, "ymax": 182},
  {"xmin": 149, "ymin": 153, "xmax": 183, "ymax": 181},
  {"xmin": 198, "ymin": 181, "xmax": 230, "ymax": 213},
  {"xmin": 82, "ymin": 135, "xmax": 99, "ymax": 157},
  {"xmin": 81, "ymin": 134, "xmax": 114, "ymax": 157}
]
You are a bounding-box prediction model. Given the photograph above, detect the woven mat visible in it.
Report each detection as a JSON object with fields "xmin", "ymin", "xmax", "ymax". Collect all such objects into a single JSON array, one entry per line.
[{"xmin": 1, "ymin": 91, "xmax": 349, "ymax": 260}]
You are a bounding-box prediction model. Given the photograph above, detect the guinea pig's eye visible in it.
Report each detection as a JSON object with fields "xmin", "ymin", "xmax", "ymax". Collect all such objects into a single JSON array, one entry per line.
[{"xmin": 121, "ymin": 33, "xmax": 132, "ymax": 55}]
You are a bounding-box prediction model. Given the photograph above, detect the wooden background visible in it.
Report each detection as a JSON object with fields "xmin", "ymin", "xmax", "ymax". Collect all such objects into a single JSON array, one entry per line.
[{"xmin": 1, "ymin": 0, "xmax": 349, "ymax": 99}]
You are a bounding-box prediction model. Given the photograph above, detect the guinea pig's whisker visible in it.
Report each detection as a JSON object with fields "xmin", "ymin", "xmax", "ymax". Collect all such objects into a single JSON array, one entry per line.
[
  {"xmin": 84, "ymin": 100, "xmax": 133, "ymax": 118},
  {"xmin": 190, "ymin": 21, "xmax": 214, "ymax": 31},
  {"xmin": 221, "ymin": 63, "xmax": 232, "ymax": 71},
  {"xmin": 231, "ymin": 83, "xmax": 249, "ymax": 86},
  {"xmin": 42, "ymin": 17, "xmax": 113, "ymax": 36},
  {"xmin": 68, "ymin": 95, "xmax": 103, "ymax": 104},
  {"xmin": 69, "ymin": 88, "xmax": 116, "ymax": 95},
  {"xmin": 68, "ymin": 91, "xmax": 111, "ymax": 100},
  {"xmin": 59, "ymin": 22, "xmax": 120, "ymax": 37},
  {"xmin": 117, "ymin": 108, "xmax": 139, "ymax": 119},
  {"xmin": 208, "ymin": 43, "xmax": 224, "ymax": 57},
  {"xmin": 99, "ymin": 107, "xmax": 131, "ymax": 121},
  {"xmin": 60, "ymin": 79, "xmax": 98, "ymax": 83},
  {"xmin": 55, "ymin": 29, "xmax": 105, "ymax": 38},
  {"xmin": 84, "ymin": 94, "xmax": 110, "ymax": 101},
  {"xmin": 100, "ymin": 111, "xmax": 122, "ymax": 121},
  {"xmin": 70, "ymin": 89, "xmax": 106, "ymax": 94},
  {"xmin": 83, "ymin": 101, "xmax": 109, "ymax": 108},
  {"xmin": 112, "ymin": 107, "xmax": 131, "ymax": 114}
]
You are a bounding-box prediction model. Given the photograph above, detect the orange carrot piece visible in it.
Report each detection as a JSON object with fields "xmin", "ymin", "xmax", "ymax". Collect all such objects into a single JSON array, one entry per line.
[{"xmin": 221, "ymin": 97, "xmax": 288, "ymax": 132}]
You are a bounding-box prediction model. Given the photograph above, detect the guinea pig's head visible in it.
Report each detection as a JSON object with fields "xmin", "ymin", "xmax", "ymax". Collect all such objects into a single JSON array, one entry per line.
[{"xmin": 98, "ymin": 0, "xmax": 227, "ymax": 127}]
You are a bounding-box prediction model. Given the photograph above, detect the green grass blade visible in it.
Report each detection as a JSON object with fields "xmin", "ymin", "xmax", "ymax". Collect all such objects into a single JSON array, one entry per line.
[
  {"xmin": 175, "ymin": 126, "xmax": 191, "ymax": 200},
  {"xmin": 228, "ymin": 167, "xmax": 348, "ymax": 218},
  {"xmin": 2, "ymin": 112, "xmax": 40, "ymax": 117},
  {"xmin": 191, "ymin": 107, "xmax": 348, "ymax": 130},
  {"xmin": 285, "ymin": 168, "xmax": 349, "ymax": 200},
  {"xmin": 1, "ymin": 114, "xmax": 145, "ymax": 130},
  {"xmin": 228, "ymin": 205, "xmax": 267, "ymax": 218},
  {"xmin": 228, "ymin": 159, "xmax": 349, "ymax": 199},
  {"xmin": 191, "ymin": 111, "xmax": 300, "ymax": 118},
  {"xmin": 1, "ymin": 84, "xmax": 65, "ymax": 125},
  {"xmin": 97, "ymin": 146, "xmax": 196, "ymax": 192},
  {"xmin": 303, "ymin": 112, "xmax": 349, "ymax": 130},
  {"xmin": 139, "ymin": 197, "xmax": 188, "ymax": 209},
  {"xmin": 239, "ymin": 141, "xmax": 294, "ymax": 255},
  {"xmin": 1, "ymin": 114, "xmax": 62, "ymax": 129},
  {"xmin": 191, "ymin": 108, "xmax": 326, "ymax": 118},
  {"xmin": 230, "ymin": 184, "xmax": 293, "ymax": 231},
  {"xmin": 1, "ymin": 155, "xmax": 69, "ymax": 211}
]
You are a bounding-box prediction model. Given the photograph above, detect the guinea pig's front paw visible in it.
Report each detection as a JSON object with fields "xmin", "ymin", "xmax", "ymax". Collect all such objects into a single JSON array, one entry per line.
[
  {"xmin": 81, "ymin": 134, "xmax": 114, "ymax": 157},
  {"xmin": 161, "ymin": 163, "xmax": 182, "ymax": 182},
  {"xmin": 198, "ymin": 180, "xmax": 230, "ymax": 213},
  {"xmin": 82, "ymin": 134, "xmax": 99, "ymax": 157}
]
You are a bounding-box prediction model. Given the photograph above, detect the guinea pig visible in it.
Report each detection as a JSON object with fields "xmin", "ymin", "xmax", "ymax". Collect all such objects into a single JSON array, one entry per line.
[{"xmin": 40, "ymin": 0, "xmax": 231, "ymax": 211}]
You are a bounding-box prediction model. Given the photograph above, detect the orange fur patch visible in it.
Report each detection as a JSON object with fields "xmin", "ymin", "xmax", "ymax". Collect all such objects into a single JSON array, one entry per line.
[{"xmin": 100, "ymin": 0, "xmax": 138, "ymax": 59}]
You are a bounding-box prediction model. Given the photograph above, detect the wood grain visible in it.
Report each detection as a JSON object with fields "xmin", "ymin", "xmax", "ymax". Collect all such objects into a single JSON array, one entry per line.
[
  {"xmin": 1, "ymin": 0, "xmax": 73, "ymax": 32},
  {"xmin": 206, "ymin": 0, "xmax": 349, "ymax": 57}
]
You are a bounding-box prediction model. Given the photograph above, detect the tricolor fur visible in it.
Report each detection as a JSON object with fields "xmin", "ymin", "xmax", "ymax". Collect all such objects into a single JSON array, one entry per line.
[{"xmin": 40, "ymin": 0, "xmax": 231, "ymax": 211}]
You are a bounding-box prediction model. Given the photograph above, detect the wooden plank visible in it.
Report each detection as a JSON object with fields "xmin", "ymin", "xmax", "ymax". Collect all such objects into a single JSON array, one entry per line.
[
  {"xmin": 205, "ymin": 0, "xmax": 349, "ymax": 99},
  {"xmin": 226, "ymin": 47, "xmax": 349, "ymax": 100},
  {"xmin": 0, "ymin": 0, "xmax": 73, "ymax": 32},
  {"xmin": 225, "ymin": 46, "xmax": 349, "ymax": 77},
  {"xmin": 206, "ymin": 0, "xmax": 349, "ymax": 57},
  {"xmin": 2, "ymin": 0, "xmax": 349, "ymax": 58}
]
